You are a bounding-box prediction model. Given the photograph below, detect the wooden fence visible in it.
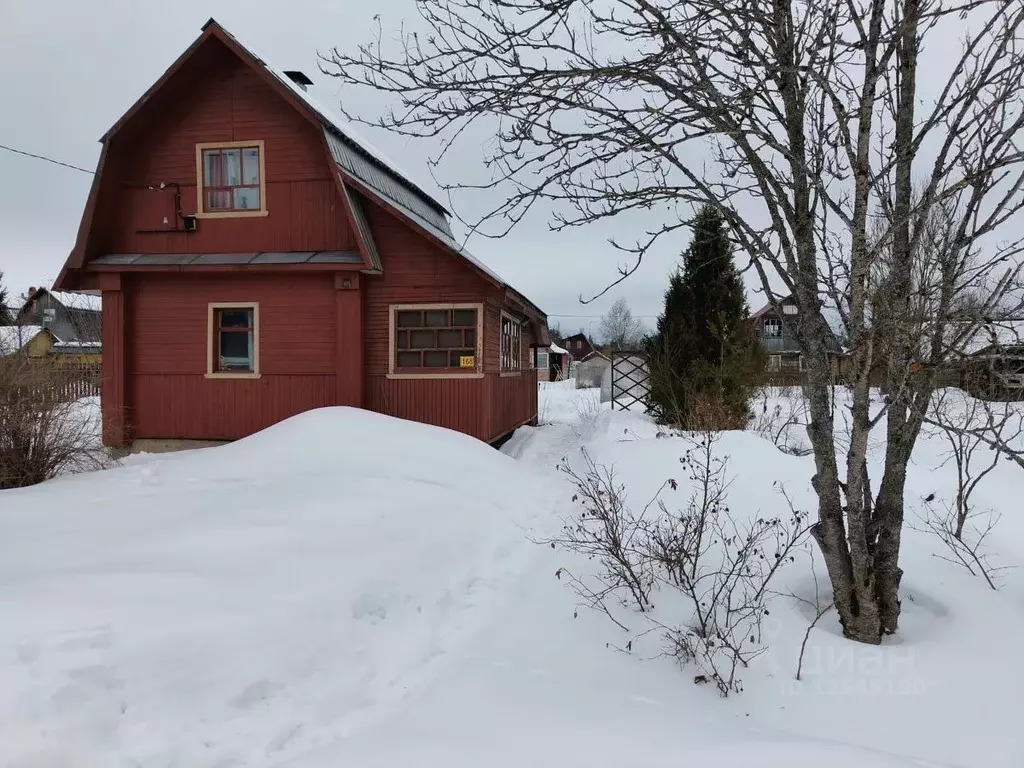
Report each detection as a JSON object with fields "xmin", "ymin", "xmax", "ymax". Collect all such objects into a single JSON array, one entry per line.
[{"xmin": 0, "ymin": 358, "xmax": 101, "ymax": 404}]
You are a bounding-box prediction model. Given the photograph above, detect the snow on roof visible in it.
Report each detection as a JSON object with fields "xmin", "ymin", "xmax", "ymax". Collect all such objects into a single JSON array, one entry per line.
[
  {"xmin": 959, "ymin": 320, "xmax": 1024, "ymax": 355},
  {"xmin": 0, "ymin": 325, "xmax": 44, "ymax": 353},
  {"xmin": 45, "ymin": 290, "xmax": 101, "ymax": 311},
  {"xmin": 550, "ymin": 342, "xmax": 569, "ymax": 355},
  {"xmin": 52, "ymin": 340, "xmax": 102, "ymax": 348}
]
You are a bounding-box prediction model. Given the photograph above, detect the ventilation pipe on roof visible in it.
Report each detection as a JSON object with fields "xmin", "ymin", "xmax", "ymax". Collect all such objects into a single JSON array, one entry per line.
[{"xmin": 283, "ymin": 70, "xmax": 313, "ymax": 91}]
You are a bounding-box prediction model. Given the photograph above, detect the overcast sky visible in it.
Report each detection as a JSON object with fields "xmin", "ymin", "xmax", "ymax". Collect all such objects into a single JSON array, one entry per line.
[{"xmin": 1, "ymin": 0, "xmax": 724, "ymax": 335}]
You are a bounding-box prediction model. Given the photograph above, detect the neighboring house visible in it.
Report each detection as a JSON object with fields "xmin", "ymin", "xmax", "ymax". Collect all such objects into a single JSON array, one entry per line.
[
  {"xmin": 575, "ymin": 350, "xmax": 611, "ymax": 390},
  {"xmin": 16, "ymin": 288, "xmax": 102, "ymax": 363},
  {"xmin": 750, "ymin": 296, "xmax": 845, "ymax": 376},
  {"xmin": 954, "ymin": 320, "xmax": 1024, "ymax": 401},
  {"xmin": 0, "ymin": 325, "xmax": 54, "ymax": 357},
  {"xmin": 564, "ymin": 332, "xmax": 597, "ymax": 358},
  {"xmin": 53, "ymin": 19, "xmax": 548, "ymax": 449},
  {"xmin": 19, "ymin": 288, "xmax": 103, "ymax": 344},
  {"xmin": 538, "ymin": 343, "xmax": 570, "ymax": 382}
]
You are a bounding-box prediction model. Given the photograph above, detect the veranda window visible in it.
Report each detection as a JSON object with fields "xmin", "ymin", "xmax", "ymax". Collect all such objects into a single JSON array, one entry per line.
[
  {"xmin": 392, "ymin": 306, "xmax": 480, "ymax": 372},
  {"xmin": 501, "ymin": 313, "xmax": 522, "ymax": 371}
]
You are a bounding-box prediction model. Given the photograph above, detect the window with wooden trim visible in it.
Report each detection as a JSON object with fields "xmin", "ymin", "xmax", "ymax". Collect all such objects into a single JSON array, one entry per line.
[
  {"xmin": 501, "ymin": 314, "xmax": 522, "ymax": 371},
  {"xmin": 208, "ymin": 303, "xmax": 259, "ymax": 377},
  {"xmin": 196, "ymin": 141, "xmax": 267, "ymax": 217},
  {"xmin": 392, "ymin": 306, "xmax": 479, "ymax": 372},
  {"xmin": 763, "ymin": 317, "xmax": 782, "ymax": 338}
]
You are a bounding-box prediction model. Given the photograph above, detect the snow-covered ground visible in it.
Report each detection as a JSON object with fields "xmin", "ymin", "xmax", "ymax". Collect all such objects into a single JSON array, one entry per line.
[{"xmin": 2, "ymin": 384, "xmax": 1023, "ymax": 766}]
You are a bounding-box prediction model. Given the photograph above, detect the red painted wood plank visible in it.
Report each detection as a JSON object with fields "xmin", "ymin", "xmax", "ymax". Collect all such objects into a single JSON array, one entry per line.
[
  {"xmin": 101, "ymin": 289, "xmax": 128, "ymax": 446},
  {"xmin": 130, "ymin": 274, "xmax": 336, "ymax": 377},
  {"xmin": 131, "ymin": 374, "xmax": 336, "ymax": 439},
  {"xmin": 335, "ymin": 273, "xmax": 363, "ymax": 407}
]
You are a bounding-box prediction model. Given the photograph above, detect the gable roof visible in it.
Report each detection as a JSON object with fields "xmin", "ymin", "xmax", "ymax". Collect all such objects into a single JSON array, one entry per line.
[
  {"xmin": 55, "ymin": 20, "xmax": 546, "ymax": 330},
  {"xmin": 948, "ymin": 319, "xmax": 1024, "ymax": 357},
  {"xmin": 19, "ymin": 288, "xmax": 103, "ymax": 344},
  {"xmin": 0, "ymin": 325, "xmax": 46, "ymax": 354},
  {"xmin": 209, "ymin": 20, "xmax": 450, "ymax": 219}
]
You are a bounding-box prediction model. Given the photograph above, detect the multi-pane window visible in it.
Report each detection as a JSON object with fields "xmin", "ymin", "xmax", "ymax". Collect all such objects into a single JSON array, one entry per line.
[
  {"xmin": 501, "ymin": 314, "xmax": 522, "ymax": 370},
  {"xmin": 763, "ymin": 317, "xmax": 782, "ymax": 338},
  {"xmin": 212, "ymin": 306, "xmax": 257, "ymax": 373},
  {"xmin": 394, "ymin": 307, "xmax": 478, "ymax": 370},
  {"xmin": 199, "ymin": 143, "xmax": 263, "ymax": 213}
]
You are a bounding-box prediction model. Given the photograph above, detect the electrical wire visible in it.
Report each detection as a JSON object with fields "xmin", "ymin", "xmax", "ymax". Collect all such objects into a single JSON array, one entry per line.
[{"xmin": 0, "ymin": 143, "xmax": 95, "ymax": 174}]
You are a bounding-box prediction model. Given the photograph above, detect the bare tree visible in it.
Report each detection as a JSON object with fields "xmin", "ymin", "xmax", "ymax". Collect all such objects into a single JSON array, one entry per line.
[
  {"xmin": 599, "ymin": 298, "xmax": 645, "ymax": 351},
  {"xmin": 325, "ymin": 1, "xmax": 1024, "ymax": 643}
]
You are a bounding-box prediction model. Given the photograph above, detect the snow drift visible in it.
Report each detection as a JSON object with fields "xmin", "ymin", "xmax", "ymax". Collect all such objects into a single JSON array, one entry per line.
[
  {"xmin": 0, "ymin": 407, "xmax": 552, "ymax": 766},
  {"xmin": 2, "ymin": 391, "xmax": 1022, "ymax": 767}
]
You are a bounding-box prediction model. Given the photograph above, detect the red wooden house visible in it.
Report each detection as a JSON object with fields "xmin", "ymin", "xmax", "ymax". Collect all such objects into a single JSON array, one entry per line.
[{"xmin": 54, "ymin": 19, "xmax": 548, "ymax": 449}]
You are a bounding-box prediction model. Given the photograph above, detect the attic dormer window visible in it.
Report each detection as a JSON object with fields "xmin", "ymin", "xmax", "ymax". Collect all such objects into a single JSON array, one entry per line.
[{"xmin": 195, "ymin": 141, "xmax": 268, "ymax": 218}]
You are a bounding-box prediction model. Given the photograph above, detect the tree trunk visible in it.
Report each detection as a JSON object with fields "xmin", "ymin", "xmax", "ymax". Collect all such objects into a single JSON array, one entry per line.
[
  {"xmin": 804, "ymin": 334, "xmax": 883, "ymax": 645},
  {"xmin": 872, "ymin": 465, "xmax": 906, "ymax": 634}
]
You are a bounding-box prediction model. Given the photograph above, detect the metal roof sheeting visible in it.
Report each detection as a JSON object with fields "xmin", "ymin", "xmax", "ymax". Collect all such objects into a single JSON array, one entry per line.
[{"xmin": 92, "ymin": 252, "xmax": 363, "ymax": 266}]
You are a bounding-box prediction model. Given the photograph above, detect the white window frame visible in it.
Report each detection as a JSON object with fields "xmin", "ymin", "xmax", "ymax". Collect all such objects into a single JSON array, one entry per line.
[
  {"xmin": 500, "ymin": 311, "xmax": 523, "ymax": 375},
  {"xmin": 388, "ymin": 302, "xmax": 484, "ymax": 379},
  {"xmin": 768, "ymin": 354, "xmax": 781, "ymax": 371},
  {"xmin": 763, "ymin": 317, "xmax": 783, "ymax": 338},
  {"xmin": 206, "ymin": 302, "xmax": 261, "ymax": 379}
]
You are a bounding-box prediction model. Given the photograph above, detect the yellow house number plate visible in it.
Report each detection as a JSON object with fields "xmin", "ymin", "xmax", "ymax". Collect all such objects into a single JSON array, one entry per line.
[{"xmin": 459, "ymin": 355, "xmax": 476, "ymax": 368}]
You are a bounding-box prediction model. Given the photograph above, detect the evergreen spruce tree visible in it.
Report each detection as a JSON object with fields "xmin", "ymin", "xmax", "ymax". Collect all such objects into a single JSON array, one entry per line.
[
  {"xmin": 647, "ymin": 205, "xmax": 761, "ymax": 426},
  {"xmin": 0, "ymin": 271, "xmax": 9, "ymax": 325}
]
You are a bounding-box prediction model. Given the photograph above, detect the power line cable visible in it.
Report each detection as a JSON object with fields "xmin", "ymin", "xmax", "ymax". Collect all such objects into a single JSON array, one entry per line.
[{"xmin": 0, "ymin": 143, "xmax": 95, "ymax": 174}]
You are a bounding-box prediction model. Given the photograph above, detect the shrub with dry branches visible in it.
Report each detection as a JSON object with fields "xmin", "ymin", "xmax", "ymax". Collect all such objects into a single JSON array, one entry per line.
[
  {"xmin": 549, "ymin": 433, "xmax": 809, "ymax": 695},
  {"xmin": 918, "ymin": 391, "xmax": 1017, "ymax": 589},
  {"xmin": 748, "ymin": 387, "xmax": 812, "ymax": 455},
  {"xmin": 0, "ymin": 352, "xmax": 105, "ymax": 489}
]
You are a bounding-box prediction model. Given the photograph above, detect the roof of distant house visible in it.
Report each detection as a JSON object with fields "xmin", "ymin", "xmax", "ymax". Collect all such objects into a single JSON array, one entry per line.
[
  {"xmin": 958, "ymin": 320, "xmax": 1024, "ymax": 356},
  {"xmin": 0, "ymin": 325, "xmax": 46, "ymax": 353}
]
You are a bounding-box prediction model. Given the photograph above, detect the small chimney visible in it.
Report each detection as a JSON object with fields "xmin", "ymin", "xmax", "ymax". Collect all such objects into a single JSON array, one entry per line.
[{"xmin": 283, "ymin": 70, "xmax": 313, "ymax": 92}]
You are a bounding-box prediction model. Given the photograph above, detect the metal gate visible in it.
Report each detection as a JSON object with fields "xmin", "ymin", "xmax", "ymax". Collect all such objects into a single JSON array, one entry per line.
[{"xmin": 611, "ymin": 351, "xmax": 651, "ymax": 412}]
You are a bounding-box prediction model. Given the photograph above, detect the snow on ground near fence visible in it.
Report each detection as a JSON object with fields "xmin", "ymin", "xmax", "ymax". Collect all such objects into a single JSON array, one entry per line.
[{"xmin": 1, "ymin": 388, "xmax": 1023, "ymax": 766}]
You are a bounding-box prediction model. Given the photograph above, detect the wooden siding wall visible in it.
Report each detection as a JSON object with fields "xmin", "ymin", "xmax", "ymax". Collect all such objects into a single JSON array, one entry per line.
[
  {"xmin": 126, "ymin": 273, "xmax": 338, "ymax": 440},
  {"xmin": 101, "ymin": 282, "xmax": 128, "ymax": 445},
  {"xmin": 87, "ymin": 35, "xmax": 541, "ymax": 445},
  {"xmin": 93, "ymin": 40, "xmax": 354, "ymax": 256},
  {"xmin": 362, "ymin": 206, "xmax": 537, "ymax": 441}
]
